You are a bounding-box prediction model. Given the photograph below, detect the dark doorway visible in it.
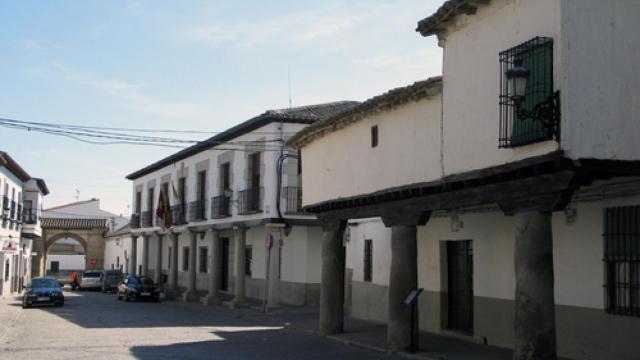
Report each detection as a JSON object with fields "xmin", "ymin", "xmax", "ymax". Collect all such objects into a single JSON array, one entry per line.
[
  {"xmin": 447, "ymin": 240, "xmax": 473, "ymax": 333},
  {"xmin": 221, "ymin": 238, "xmax": 229, "ymax": 291}
]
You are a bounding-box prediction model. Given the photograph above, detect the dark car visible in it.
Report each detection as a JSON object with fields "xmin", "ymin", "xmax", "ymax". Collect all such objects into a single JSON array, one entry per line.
[
  {"xmin": 101, "ymin": 270, "xmax": 123, "ymax": 293},
  {"xmin": 117, "ymin": 275, "xmax": 160, "ymax": 302},
  {"xmin": 23, "ymin": 277, "xmax": 65, "ymax": 308}
]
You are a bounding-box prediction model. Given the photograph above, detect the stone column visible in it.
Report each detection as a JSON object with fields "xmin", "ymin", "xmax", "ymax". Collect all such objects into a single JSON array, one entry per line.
[
  {"xmin": 130, "ymin": 235, "xmax": 138, "ymax": 275},
  {"xmin": 154, "ymin": 233, "xmax": 164, "ymax": 285},
  {"xmin": 387, "ymin": 225, "xmax": 418, "ymax": 352},
  {"xmin": 168, "ymin": 232, "xmax": 179, "ymax": 299},
  {"xmin": 201, "ymin": 230, "xmax": 222, "ymax": 305},
  {"xmin": 513, "ymin": 211, "xmax": 557, "ymax": 360},
  {"xmin": 230, "ymin": 226, "xmax": 247, "ymax": 307},
  {"xmin": 267, "ymin": 231, "xmax": 281, "ymax": 308},
  {"xmin": 382, "ymin": 210, "xmax": 429, "ymax": 353},
  {"xmin": 141, "ymin": 235, "xmax": 149, "ymax": 276},
  {"xmin": 319, "ymin": 219, "xmax": 346, "ymax": 336},
  {"xmin": 181, "ymin": 231, "xmax": 199, "ymax": 302}
]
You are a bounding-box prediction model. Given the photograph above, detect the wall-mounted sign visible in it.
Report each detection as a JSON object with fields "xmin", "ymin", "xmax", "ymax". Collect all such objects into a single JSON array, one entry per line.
[
  {"xmin": 88, "ymin": 259, "xmax": 97, "ymax": 265},
  {"xmin": 265, "ymin": 234, "xmax": 273, "ymax": 250}
]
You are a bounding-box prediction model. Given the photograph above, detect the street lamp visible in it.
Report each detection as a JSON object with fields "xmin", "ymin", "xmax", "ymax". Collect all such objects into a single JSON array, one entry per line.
[
  {"xmin": 506, "ymin": 60, "xmax": 530, "ymax": 103},
  {"xmin": 505, "ymin": 60, "xmax": 560, "ymax": 137}
]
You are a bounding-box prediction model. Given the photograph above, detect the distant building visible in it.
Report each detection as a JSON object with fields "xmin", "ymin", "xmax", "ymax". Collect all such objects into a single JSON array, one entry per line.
[{"xmin": 0, "ymin": 151, "xmax": 49, "ymax": 297}]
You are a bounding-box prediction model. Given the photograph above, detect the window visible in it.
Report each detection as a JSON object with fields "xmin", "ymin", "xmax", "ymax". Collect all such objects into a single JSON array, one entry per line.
[
  {"xmin": 50, "ymin": 261, "xmax": 60, "ymax": 273},
  {"xmin": 199, "ymin": 247, "xmax": 208, "ymax": 273},
  {"xmin": 147, "ymin": 188, "xmax": 154, "ymax": 212},
  {"xmin": 499, "ymin": 37, "xmax": 557, "ymax": 148},
  {"xmin": 135, "ymin": 192, "xmax": 142, "ymax": 214},
  {"xmin": 245, "ymin": 246, "xmax": 252, "ymax": 277},
  {"xmin": 197, "ymin": 171, "xmax": 206, "ymax": 203},
  {"xmin": 220, "ymin": 163, "xmax": 231, "ymax": 193},
  {"xmin": 182, "ymin": 247, "xmax": 190, "ymax": 271},
  {"xmin": 249, "ymin": 153, "xmax": 261, "ymax": 189},
  {"xmin": 4, "ymin": 260, "xmax": 9, "ymax": 281},
  {"xmin": 604, "ymin": 206, "xmax": 640, "ymax": 317},
  {"xmin": 167, "ymin": 247, "xmax": 172, "ymax": 269},
  {"xmin": 178, "ymin": 177, "xmax": 186, "ymax": 207},
  {"xmin": 364, "ymin": 239, "xmax": 373, "ymax": 282},
  {"xmin": 371, "ymin": 125, "xmax": 378, "ymax": 148}
]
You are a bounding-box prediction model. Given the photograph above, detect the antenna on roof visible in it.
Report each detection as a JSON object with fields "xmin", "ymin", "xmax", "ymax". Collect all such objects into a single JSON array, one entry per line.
[
  {"xmin": 75, "ymin": 189, "xmax": 80, "ymax": 202},
  {"xmin": 288, "ymin": 66, "xmax": 292, "ymax": 109}
]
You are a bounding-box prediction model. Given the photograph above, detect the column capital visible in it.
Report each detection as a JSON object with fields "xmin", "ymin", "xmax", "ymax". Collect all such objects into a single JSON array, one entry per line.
[
  {"xmin": 498, "ymin": 191, "xmax": 572, "ymax": 216},
  {"xmin": 317, "ymin": 214, "xmax": 347, "ymax": 232},
  {"xmin": 381, "ymin": 207, "xmax": 430, "ymax": 227}
]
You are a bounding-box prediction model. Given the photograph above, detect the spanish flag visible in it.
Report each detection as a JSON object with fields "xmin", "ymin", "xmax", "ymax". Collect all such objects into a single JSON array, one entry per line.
[{"xmin": 156, "ymin": 189, "xmax": 172, "ymax": 229}]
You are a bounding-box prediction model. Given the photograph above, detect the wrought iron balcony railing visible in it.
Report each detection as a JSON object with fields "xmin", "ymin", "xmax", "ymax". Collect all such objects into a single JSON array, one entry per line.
[
  {"xmin": 23, "ymin": 209, "xmax": 38, "ymax": 225},
  {"xmin": 283, "ymin": 186, "xmax": 305, "ymax": 214},
  {"xmin": 130, "ymin": 213, "xmax": 141, "ymax": 229},
  {"xmin": 141, "ymin": 211, "xmax": 153, "ymax": 228},
  {"xmin": 238, "ymin": 187, "xmax": 263, "ymax": 215},
  {"xmin": 172, "ymin": 205, "xmax": 187, "ymax": 225},
  {"xmin": 211, "ymin": 195, "xmax": 231, "ymax": 219},
  {"xmin": 188, "ymin": 200, "xmax": 207, "ymax": 222}
]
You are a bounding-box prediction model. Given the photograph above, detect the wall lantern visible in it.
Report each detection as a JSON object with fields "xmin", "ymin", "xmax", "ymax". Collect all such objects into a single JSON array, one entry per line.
[
  {"xmin": 505, "ymin": 60, "xmax": 530, "ymax": 101},
  {"xmin": 505, "ymin": 59, "xmax": 560, "ymax": 135}
]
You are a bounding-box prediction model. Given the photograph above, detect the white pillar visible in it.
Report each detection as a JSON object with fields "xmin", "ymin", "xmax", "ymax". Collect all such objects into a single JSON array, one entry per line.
[
  {"xmin": 201, "ymin": 230, "xmax": 222, "ymax": 305},
  {"xmin": 130, "ymin": 235, "xmax": 138, "ymax": 275},
  {"xmin": 168, "ymin": 232, "xmax": 179, "ymax": 298},
  {"xmin": 141, "ymin": 235, "xmax": 149, "ymax": 276},
  {"xmin": 230, "ymin": 227, "xmax": 247, "ymax": 307},
  {"xmin": 181, "ymin": 231, "xmax": 199, "ymax": 302},
  {"xmin": 154, "ymin": 233, "xmax": 164, "ymax": 285},
  {"xmin": 267, "ymin": 232, "xmax": 281, "ymax": 308}
]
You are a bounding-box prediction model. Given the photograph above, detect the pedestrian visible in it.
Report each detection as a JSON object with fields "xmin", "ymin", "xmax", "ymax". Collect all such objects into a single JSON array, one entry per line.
[{"xmin": 70, "ymin": 271, "xmax": 79, "ymax": 290}]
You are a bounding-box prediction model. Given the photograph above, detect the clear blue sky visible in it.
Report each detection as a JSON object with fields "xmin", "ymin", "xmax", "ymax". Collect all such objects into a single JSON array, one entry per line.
[{"xmin": 0, "ymin": 0, "xmax": 443, "ymax": 215}]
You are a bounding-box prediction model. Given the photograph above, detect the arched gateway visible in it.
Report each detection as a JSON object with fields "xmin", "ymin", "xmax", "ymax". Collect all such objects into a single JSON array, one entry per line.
[{"xmin": 33, "ymin": 218, "xmax": 108, "ymax": 277}]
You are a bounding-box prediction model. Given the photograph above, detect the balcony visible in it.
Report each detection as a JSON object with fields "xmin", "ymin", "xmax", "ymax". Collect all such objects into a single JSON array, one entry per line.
[
  {"xmin": 188, "ymin": 200, "xmax": 207, "ymax": 222},
  {"xmin": 211, "ymin": 195, "xmax": 231, "ymax": 219},
  {"xmin": 172, "ymin": 205, "xmax": 187, "ymax": 225},
  {"xmin": 238, "ymin": 187, "xmax": 263, "ymax": 215},
  {"xmin": 23, "ymin": 209, "xmax": 38, "ymax": 225},
  {"xmin": 141, "ymin": 211, "xmax": 153, "ymax": 228},
  {"xmin": 283, "ymin": 186, "xmax": 305, "ymax": 214},
  {"xmin": 130, "ymin": 213, "xmax": 141, "ymax": 229}
]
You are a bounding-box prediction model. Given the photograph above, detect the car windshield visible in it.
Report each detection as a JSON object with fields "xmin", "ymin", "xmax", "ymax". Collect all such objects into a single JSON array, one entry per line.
[
  {"xmin": 137, "ymin": 277, "xmax": 155, "ymax": 286},
  {"xmin": 30, "ymin": 278, "xmax": 59, "ymax": 288},
  {"xmin": 83, "ymin": 272, "xmax": 102, "ymax": 278}
]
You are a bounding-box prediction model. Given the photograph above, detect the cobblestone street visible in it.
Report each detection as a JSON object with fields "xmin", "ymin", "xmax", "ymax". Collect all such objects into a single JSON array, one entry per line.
[{"xmin": 0, "ymin": 290, "xmax": 401, "ymax": 360}]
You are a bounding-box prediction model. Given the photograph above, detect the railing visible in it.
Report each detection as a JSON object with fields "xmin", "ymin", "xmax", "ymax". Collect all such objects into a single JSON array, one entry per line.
[
  {"xmin": 238, "ymin": 187, "xmax": 263, "ymax": 215},
  {"xmin": 283, "ymin": 186, "xmax": 305, "ymax": 214},
  {"xmin": 211, "ymin": 195, "xmax": 231, "ymax": 219},
  {"xmin": 172, "ymin": 205, "xmax": 187, "ymax": 225},
  {"xmin": 141, "ymin": 211, "xmax": 153, "ymax": 228},
  {"xmin": 188, "ymin": 200, "xmax": 207, "ymax": 222},
  {"xmin": 130, "ymin": 213, "xmax": 141, "ymax": 228},
  {"xmin": 23, "ymin": 209, "xmax": 38, "ymax": 225}
]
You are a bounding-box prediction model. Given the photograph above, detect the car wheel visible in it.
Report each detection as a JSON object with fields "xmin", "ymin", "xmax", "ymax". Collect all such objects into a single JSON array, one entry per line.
[{"xmin": 22, "ymin": 301, "xmax": 29, "ymax": 309}]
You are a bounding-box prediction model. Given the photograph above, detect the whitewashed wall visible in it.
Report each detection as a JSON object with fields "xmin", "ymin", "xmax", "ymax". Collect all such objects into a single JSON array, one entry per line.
[
  {"xmin": 302, "ymin": 97, "xmax": 442, "ymax": 206},
  {"xmin": 46, "ymin": 255, "xmax": 85, "ymax": 271},
  {"xmin": 346, "ymin": 219, "xmax": 391, "ymax": 286}
]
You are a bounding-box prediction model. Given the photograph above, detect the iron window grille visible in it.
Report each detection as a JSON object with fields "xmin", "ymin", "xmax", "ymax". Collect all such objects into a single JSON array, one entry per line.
[
  {"xmin": 211, "ymin": 195, "xmax": 232, "ymax": 219},
  {"xmin": 182, "ymin": 247, "xmax": 190, "ymax": 271},
  {"xmin": 604, "ymin": 206, "xmax": 640, "ymax": 317},
  {"xmin": 364, "ymin": 239, "xmax": 373, "ymax": 282},
  {"xmin": 141, "ymin": 211, "xmax": 153, "ymax": 228},
  {"xmin": 129, "ymin": 213, "xmax": 141, "ymax": 229},
  {"xmin": 172, "ymin": 205, "xmax": 187, "ymax": 225},
  {"xmin": 238, "ymin": 187, "xmax": 263, "ymax": 215},
  {"xmin": 188, "ymin": 200, "xmax": 207, "ymax": 222},
  {"xmin": 199, "ymin": 247, "xmax": 208, "ymax": 273},
  {"xmin": 499, "ymin": 37, "xmax": 559, "ymax": 148}
]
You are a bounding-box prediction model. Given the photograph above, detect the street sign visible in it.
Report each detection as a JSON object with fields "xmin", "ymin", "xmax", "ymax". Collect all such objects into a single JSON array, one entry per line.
[{"xmin": 88, "ymin": 259, "xmax": 97, "ymax": 265}]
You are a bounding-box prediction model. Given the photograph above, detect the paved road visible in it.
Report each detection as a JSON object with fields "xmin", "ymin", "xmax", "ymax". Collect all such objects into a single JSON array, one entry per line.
[{"xmin": 0, "ymin": 290, "xmax": 402, "ymax": 360}]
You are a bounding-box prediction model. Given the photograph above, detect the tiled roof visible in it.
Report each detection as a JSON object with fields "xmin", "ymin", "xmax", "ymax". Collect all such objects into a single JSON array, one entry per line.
[
  {"xmin": 416, "ymin": 0, "xmax": 493, "ymax": 37},
  {"xmin": 44, "ymin": 199, "xmax": 98, "ymax": 212},
  {"xmin": 288, "ymin": 77, "xmax": 443, "ymax": 148},
  {"xmin": 126, "ymin": 101, "xmax": 358, "ymax": 180},
  {"xmin": 0, "ymin": 151, "xmax": 31, "ymax": 182},
  {"xmin": 41, "ymin": 218, "xmax": 107, "ymax": 229}
]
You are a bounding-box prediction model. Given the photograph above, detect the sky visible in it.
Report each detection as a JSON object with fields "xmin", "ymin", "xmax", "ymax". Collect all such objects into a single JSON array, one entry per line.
[{"xmin": 0, "ymin": 0, "xmax": 444, "ymax": 215}]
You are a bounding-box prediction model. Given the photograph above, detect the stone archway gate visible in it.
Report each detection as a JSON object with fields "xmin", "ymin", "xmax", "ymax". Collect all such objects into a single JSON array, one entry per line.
[{"xmin": 33, "ymin": 218, "xmax": 108, "ymax": 277}]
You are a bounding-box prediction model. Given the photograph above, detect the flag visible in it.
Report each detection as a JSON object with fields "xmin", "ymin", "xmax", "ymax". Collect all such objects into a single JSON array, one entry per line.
[{"xmin": 156, "ymin": 189, "xmax": 172, "ymax": 229}]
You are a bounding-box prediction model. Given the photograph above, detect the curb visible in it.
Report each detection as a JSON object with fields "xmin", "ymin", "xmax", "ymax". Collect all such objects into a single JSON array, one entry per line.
[{"xmin": 324, "ymin": 333, "xmax": 442, "ymax": 360}]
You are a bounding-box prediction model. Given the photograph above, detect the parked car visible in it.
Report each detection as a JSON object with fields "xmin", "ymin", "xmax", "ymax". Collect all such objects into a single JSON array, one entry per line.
[
  {"xmin": 101, "ymin": 270, "xmax": 123, "ymax": 293},
  {"xmin": 22, "ymin": 277, "xmax": 64, "ymax": 308},
  {"xmin": 117, "ymin": 275, "xmax": 160, "ymax": 302},
  {"xmin": 78, "ymin": 270, "xmax": 103, "ymax": 290}
]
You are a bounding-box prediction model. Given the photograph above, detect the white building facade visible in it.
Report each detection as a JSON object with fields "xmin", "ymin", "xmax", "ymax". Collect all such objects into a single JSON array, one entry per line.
[
  {"xmin": 126, "ymin": 102, "xmax": 356, "ymax": 307},
  {"xmin": 289, "ymin": 1, "xmax": 640, "ymax": 359},
  {"xmin": 0, "ymin": 151, "xmax": 48, "ymax": 297}
]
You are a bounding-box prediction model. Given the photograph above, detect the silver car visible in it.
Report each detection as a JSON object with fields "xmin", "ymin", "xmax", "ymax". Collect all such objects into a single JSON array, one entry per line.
[{"xmin": 79, "ymin": 270, "xmax": 103, "ymax": 290}]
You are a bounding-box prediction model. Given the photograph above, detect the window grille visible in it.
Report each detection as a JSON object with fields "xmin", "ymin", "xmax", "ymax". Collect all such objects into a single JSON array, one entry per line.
[
  {"xmin": 199, "ymin": 247, "xmax": 208, "ymax": 273},
  {"xmin": 604, "ymin": 206, "xmax": 640, "ymax": 317},
  {"xmin": 499, "ymin": 37, "xmax": 558, "ymax": 148},
  {"xmin": 364, "ymin": 239, "xmax": 373, "ymax": 282}
]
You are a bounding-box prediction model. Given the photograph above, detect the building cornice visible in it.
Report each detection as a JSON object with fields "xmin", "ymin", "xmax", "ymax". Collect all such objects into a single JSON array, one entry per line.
[
  {"xmin": 416, "ymin": 0, "xmax": 492, "ymax": 37},
  {"xmin": 287, "ymin": 77, "xmax": 442, "ymax": 149}
]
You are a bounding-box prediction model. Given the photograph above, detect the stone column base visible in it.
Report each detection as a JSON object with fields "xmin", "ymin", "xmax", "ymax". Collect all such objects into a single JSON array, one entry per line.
[
  {"xmin": 200, "ymin": 295, "xmax": 222, "ymax": 306},
  {"xmin": 181, "ymin": 291, "xmax": 199, "ymax": 302}
]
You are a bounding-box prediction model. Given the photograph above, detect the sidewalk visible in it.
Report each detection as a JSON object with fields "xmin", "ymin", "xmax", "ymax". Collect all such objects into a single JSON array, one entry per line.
[
  {"xmin": 0, "ymin": 294, "xmax": 23, "ymax": 342},
  {"xmin": 189, "ymin": 299, "xmax": 514, "ymax": 360}
]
